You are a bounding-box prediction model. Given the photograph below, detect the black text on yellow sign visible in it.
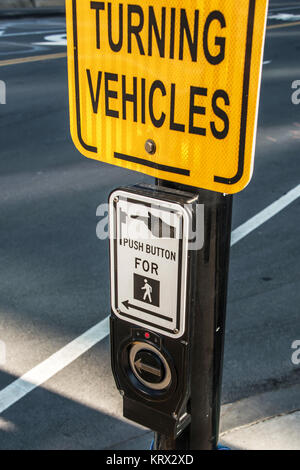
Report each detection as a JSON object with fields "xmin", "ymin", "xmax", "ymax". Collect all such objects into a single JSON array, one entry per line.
[{"xmin": 66, "ymin": 0, "xmax": 268, "ymax": 193}]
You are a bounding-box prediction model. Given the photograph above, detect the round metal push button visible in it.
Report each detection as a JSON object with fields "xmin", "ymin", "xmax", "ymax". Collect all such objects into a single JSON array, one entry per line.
[
  {"xmin": 129, "ymin": 343, "xmax": 172, "ymax": 391},
  {"xmin": 134, "ymin": 350, "xmax": 165, "ymax": 384}
]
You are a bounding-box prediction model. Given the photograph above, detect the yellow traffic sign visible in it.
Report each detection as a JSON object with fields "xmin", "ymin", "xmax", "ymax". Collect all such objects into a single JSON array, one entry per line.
[{"xmin": 66, "ymin": 0, "xmax": 268, "ymax": 194}]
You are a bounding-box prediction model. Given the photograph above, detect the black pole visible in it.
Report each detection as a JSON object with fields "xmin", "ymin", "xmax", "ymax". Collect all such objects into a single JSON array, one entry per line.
[{"xmin": 154, "ymin": 180, "xmax": 233, "ymax": 450}]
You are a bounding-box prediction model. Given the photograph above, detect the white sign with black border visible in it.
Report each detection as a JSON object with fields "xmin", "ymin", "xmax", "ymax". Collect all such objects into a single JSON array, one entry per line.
[{"xmin": 109, "ymin": 190, "xmax": 190, "ymax": 338}]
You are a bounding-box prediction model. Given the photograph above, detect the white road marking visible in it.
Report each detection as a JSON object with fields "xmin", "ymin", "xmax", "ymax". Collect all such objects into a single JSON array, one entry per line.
[
  {"xmin": 231, "ymin": 185, "xmax": 300, "ymax": 245},
  {"xmin": 1, "ymin": 29, "xmax": 66, "ymax": 38},
  {"xmin": 34, "ymin": 33, "xmax": 67, "ymax": 47},
  {"xmin": 0, "ymin": 185, "xmax": 299, "ymax": 414},
  {"xmin": 0, "ymin": 317, "xmax": 109, "ymax": 414},
  {"xmin": 269, "ymin": 13, "xmax": 300, "ymax": 21}
]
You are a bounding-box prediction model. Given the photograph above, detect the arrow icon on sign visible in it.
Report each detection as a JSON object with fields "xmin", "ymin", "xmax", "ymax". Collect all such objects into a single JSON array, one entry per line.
[
  {"xmin": 122, "ymin": 300, "xmax": 172, "ymax": 322},
  {"xmin": 134, "ymin": 358, "xmax": 162, "ymax": 378}
]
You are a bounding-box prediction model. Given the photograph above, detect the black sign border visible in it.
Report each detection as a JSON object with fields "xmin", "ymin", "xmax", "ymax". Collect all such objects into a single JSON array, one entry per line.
[
  {"xmin": 113, "ymin": 196, "xmax": 184, "ymax": 335},
  {"xmin": 71, "ymin": 0, "xmax": 257, "ymax": 187}
]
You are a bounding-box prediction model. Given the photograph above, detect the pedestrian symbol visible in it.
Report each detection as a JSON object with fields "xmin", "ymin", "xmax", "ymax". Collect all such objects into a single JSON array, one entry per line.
[
  {"xmin": 134, "ymin": 274, "xmax": 160, "ymax": 308},
  {"xmin": 142, "ymin": 279, "xmax": 153, "ymax": 303}
]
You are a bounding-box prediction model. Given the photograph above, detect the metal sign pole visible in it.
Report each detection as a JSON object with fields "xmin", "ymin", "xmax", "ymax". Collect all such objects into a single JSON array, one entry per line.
[{"xmin": 154, "ymin": 180, "xmax": 233, "ymax": 450}]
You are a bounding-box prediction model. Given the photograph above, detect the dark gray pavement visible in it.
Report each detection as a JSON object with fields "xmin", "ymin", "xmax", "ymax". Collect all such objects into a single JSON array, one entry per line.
[
  {"xmin": 0, "ymin": 0, "xmax": 299, "ymax": 449},
  {"xmin": 0, "ymin": 8, "xmax": 65, "ymax": 19}
]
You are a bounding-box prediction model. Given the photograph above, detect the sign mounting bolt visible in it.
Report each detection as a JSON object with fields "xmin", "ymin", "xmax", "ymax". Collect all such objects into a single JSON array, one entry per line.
[
  {"xmin": 114, "ymin": 196, "xmax": 119, "ymax": 203},
  {"xmin": 145, "ymin": 139, "xmax": 156, "ymax": 155},
  {"xmin": 173, "ymin": 329, "xmax": 179, "ymax": 334}
]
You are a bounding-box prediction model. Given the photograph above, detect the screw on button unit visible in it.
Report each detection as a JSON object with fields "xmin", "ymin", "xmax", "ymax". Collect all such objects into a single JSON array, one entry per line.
[
  {"xmin": 113, "ymin": 196, "xmax": 119, "ymax": 203},
  {"xmin": 173, "ymin": 329, "xmax": 179, "ymax": 334},
  {"xmin": 116, "ymin": 308, "xmax": 121, "ymax": 314},
  {"xmin": 145, "ymin": 139, "xmax": 156, "ymax": 155}
]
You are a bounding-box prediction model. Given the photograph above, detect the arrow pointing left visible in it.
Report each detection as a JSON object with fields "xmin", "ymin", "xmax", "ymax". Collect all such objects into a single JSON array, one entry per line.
[
  {"xmin": 134, "ymin": 358, "xmax": 162, "ymax": 378},
  {"xmin": 121, "ymin": 300, "xmax": 172, "ymax": 322}
]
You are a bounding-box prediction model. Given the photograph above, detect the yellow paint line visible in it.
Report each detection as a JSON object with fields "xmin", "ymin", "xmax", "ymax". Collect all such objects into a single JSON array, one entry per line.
[
  {"xmin": 267, "ymin": 21, "xmax": 300, "ymax": 30},
  {"xmin": 0, "ymin": 52, "xmax": 67, "ymax": 67}
]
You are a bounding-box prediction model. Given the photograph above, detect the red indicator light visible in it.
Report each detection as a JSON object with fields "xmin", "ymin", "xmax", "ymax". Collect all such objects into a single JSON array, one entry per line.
[{"xmin": 145, "ymin": 332, "xmax": 150, "ymax": 339}]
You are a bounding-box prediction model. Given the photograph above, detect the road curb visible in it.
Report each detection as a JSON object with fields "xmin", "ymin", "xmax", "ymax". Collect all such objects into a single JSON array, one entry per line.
[
  {"xmin": 0, "ymin": 8, "xmax": 65, "ymax": 19},
  {"xmin": 220, "ymin": 409, "xmax": 300, "ymax": 450},
  {"xmin": 220, "ymin": 382, "xmax": 300, "ymax": 434}
]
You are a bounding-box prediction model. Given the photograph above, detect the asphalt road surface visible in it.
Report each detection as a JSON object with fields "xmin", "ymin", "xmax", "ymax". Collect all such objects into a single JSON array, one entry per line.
[{"xmin": 0, "ymin": 1, "xmax": 299, "ymax": 449}]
